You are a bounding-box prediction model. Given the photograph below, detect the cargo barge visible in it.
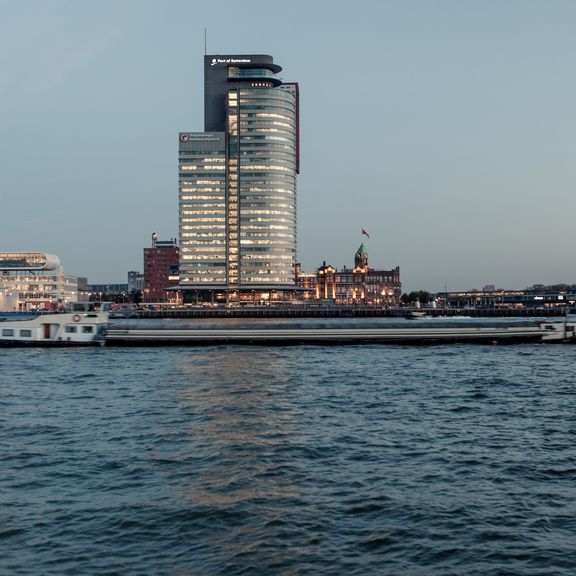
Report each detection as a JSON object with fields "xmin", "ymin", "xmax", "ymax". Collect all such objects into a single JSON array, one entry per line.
[{"xmin": 105, "ymin": 319, "xmax": 575, "ymax": 346}]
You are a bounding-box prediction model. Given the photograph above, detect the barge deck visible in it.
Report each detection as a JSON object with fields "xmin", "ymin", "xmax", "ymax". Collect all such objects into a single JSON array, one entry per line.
[{"xmin": 105, "ymin": 320, "xmax": 575, "ymax": 346}]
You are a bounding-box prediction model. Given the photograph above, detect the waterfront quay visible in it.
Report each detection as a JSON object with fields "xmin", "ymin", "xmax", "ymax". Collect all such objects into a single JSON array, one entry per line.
[{"xmin": 131, "ymin": 306, "xmax": 565, "ymax": 320}]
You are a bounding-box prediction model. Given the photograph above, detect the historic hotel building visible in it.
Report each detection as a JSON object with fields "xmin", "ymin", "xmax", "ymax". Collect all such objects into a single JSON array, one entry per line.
[
  {"xmin": 297, "ymin": 245, "xmax": 402, "ymax": 307},
  {"xmin": 178, "ymin": 54, "xmax": 299, "ymax": 304}
]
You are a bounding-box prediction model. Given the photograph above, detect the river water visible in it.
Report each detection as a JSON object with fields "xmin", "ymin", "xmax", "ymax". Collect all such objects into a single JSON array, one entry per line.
[{"xmin": 1, "ymin": 340, "xmax": 575, "ymax": 575}]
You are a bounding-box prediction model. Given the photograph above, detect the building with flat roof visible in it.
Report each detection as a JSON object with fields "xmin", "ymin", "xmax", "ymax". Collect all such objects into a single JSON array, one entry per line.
[
  {"xmin": 178, "ymin": 54, "xmax": 299, "ymax": 304},
  {"xmin": 128, "ymin": 271, "xmax": 144, "ymax": 293},
  {"xmin": 143, "ymin": 234, "xmax": 179, "ymax": 303},
  {"xmin": 0, "ymin": 252, "xmax": 78, "ymax": 311}
]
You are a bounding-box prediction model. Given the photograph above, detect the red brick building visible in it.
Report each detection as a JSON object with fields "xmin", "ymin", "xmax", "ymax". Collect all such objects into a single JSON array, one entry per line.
[{"xmin": 143, "ymin": 234, "xmax": 179, "ymax": 303}]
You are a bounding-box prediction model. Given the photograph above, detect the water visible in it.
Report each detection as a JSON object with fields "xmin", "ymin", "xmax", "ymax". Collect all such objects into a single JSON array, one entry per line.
[{"xmin": 1, "ymin": 343, "xmax": 575, "ymax": 575}]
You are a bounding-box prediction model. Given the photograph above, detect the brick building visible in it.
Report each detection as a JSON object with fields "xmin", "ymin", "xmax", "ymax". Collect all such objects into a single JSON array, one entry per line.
[
  {"xmin": 297, "ymin": 244, "xmax": 401, "ymax": 306},
  {"xmin": 143, "ymin": 234, "xmax": 180, "ymax": 303}
]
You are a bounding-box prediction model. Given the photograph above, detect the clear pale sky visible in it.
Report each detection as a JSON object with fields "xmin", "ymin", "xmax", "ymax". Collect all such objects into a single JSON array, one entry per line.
[{"xmin": 1, "ymin": 0, "xmax": 574, "ymax": 292}]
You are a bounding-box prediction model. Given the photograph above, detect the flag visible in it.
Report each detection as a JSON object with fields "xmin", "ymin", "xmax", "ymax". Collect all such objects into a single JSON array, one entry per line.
[{"xmin": 362, "ymin": 228, "xmax": 370, "ymax": 239}]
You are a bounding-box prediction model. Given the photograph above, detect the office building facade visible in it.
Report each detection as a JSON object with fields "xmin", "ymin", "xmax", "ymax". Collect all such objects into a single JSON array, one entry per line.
[{"xmin": 178, "ymin": 54, "xmax": 299, "ymax": 303}]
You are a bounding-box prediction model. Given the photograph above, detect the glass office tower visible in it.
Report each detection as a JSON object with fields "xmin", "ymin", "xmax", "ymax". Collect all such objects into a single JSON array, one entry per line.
[{"xmin": 179, "ymin": 54, "xmax": 299, "ymax": 303}]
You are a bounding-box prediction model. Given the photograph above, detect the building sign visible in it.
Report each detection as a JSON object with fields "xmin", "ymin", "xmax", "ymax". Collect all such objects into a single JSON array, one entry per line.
[
  {"xmin": 210, "ymin": 58, "xmax": 251, "ymax": 66},
  {"xmin": 179, "ymin": 132, "xmax": 225, "ymax": 151},
  {"xmin": 180, "ymin": 132, "xmax": 224, "ymax": 143}
]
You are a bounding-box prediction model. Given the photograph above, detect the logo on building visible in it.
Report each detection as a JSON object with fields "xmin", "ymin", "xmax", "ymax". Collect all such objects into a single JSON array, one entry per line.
[
  {"xmin": 180, "ymin": 133, "xmax": 189, "ymax": 142},
  {"xmin": 210, "ymin": 58, "xmax": 251, "ymax": 66}
]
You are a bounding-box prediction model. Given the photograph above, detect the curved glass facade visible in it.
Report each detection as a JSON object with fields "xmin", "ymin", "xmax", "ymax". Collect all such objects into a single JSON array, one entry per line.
[
  {"xmin": 233, "ymin": 87, "xmax": 297, "ymax": 285},
  {"xmin": 178, "ymin": 55, "xmax": 299, "ymax": 295}
]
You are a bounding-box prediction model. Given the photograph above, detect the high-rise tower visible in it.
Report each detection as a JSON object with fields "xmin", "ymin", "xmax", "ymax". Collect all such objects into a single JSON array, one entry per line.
[{"xmin": 178, "ymin": 54, "xmax": 299, "ymax": 303}]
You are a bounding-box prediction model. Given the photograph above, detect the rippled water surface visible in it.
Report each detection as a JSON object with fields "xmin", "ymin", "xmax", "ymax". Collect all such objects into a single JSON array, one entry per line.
[{"xmin": 1, "ymin": 344, "xmax": 575, "ymax": 575}]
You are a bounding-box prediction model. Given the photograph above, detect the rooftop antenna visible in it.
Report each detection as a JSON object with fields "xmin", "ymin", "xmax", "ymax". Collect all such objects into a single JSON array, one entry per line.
[{"xmin": 204, "ymin": 27, "xmax": 207, "ymax": 55}]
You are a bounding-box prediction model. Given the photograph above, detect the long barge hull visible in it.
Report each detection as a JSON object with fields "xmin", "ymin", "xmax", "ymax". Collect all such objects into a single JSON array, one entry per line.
[
  {"xmin": 0, "ymin": 339, "xmax": 105, "ymax": 348},
  {"xmin": 105, "ymin": 325, "xmax": 560, "ymax": 346}
]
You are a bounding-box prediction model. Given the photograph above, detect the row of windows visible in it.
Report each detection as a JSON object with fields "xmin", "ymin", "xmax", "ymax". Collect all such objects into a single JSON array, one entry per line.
[
  {"xmin": 239, "ymin": 152, "xmax": 295, "ymax": 162},
  {"xmin": 182, "ymin": 256, "xmax": 294, "ymax": 265},
  {"xmin": 240, "ymin": 209, "xmax": 293, "ymax": 216},
  {"xmin": 182, "ymin": 255, "xmax": 226, "ymax": 260},
  {"xmin": 182, "ymin": 180, "xmax": 225, "ymax": 185},
  {"xmin": 180, "ymin": 213, "xmax": 295, "ymax": 223},
  {"xmin": 238, "ymin": 96, "xmax": 296, "ymax": 107},
  {"xmin": 180, "ymin": 229, "xmax": 225, "ymax": 235},
  {"xmin": 177, "ymin": 164, "xmax": 225, "ymax": 170},
  {"xmin": 240, "ymin": 224, "xmax": 294, "ymax": 231},
  {"xmin": 240, "ymin": 174, "xmax": 296, "ymax": 183},
  {"xmin": 179, "ymin": 202, "xmax": 226, "ymax": 208},
  {"xmin": 182, "ymin": 262, "xmax": 226, "ymax": 268},
  {"xmin": 241, "ymin": 275, "xmax": 295, "ymax": 282},
  {"xmin": 239, "ymin": 146, "xmax": 296, "ymax": 156},
  {"xmin": 242, "ymin": 203, "xmax": 294, "ymax": 210},
  {"xmin": 181, "ymin": 238, "xmax": 225, "ymax": 244},
  {"xmin": 181, "ymin": 210, "xmax": 226, "ymax": 216},
  {"xmin": 1, "ymin": 326, "xmax": 94, "ymax": 337},
  {"xmin": 181, "ymin": 225, "xmax": 226, "ymax": 230},
  {"xmin": 180, "ymin": 276, "xmax": 295, "ymax": 284},
  {"xmin": 2, "ymin": 328, "xmax": 32, "ymax": 337},
  {"xmin": 240, "ymin": 119, "xmax": 293, "ymax": 129},
  {"xmin": 182, "ymin": 239, "xmax": 294, "ymax": 247},
  {"xmin": 180, "ymin": 216, "xmax": 226, "ymax": 222},
  {"xmin": 240, "ymin": 127, "xmax": 292, "ymax": 136},
  {"xmin": 181, "ymin": 277, "xmax": 226, "ymax": 283},
  {"xmin": 180, "ymin": 204, "xmax": 295, "ymax": 214},
  {"xmin": 182, "ymin": 243, "xmax": 225, "ymax": 251},
  {"xmin": 241, "ymin": 112, "xmax": 292, "ymax": 120},
  {"xmin": 244, "ymin": 188, "xmax": 294, "ymax": 195},
  {"xmin": 180, "ymin": 194, "xmax": 294, "ymax": 203},
  {"xmin": 241, "ymin": 254, "xmax": 294, "ymax": 260},
  {"xmin": 239, "ymin": 238, "xmax": 294, "ymax": 244},
  {"xmin": 66, "ymin": 326, "xmax": 95, "ymax": 334},
  {"xmin": 180, "ymin": 193, "xmax": 226, "ymax": 197},
  {"xmin": 239, "ymin": 164, "xmax": 293, "ymax": 173},
  {"xmin": 180, "ymin": 200, "xmax": 294, "ymax": 211},
  {"xmin": 180, "ymin": 156, "xmax": 226, "ymax": 162}
]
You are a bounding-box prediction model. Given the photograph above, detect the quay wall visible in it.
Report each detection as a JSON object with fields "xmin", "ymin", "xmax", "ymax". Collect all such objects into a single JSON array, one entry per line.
[{"xmin": 132, "ymin": 307, "xmax": 564, "ymax": 320}]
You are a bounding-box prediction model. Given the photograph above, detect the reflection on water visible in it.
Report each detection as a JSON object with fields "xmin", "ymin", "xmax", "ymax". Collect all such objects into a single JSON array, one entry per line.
[{"xmin": 170, "ymin": 348, "xmax": 307, "ymax": 565}]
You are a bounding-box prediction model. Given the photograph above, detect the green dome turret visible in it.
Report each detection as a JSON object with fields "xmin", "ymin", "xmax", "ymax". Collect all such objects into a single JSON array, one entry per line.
[{"xmin": 355, "ymin": 244, "xmax": 368, "ymax": 267}]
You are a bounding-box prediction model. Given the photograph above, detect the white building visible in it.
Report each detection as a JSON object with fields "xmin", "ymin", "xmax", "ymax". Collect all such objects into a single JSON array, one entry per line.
[{"xmin": 0, "ymin": 252, "xmax": 78, "ymax": 312}]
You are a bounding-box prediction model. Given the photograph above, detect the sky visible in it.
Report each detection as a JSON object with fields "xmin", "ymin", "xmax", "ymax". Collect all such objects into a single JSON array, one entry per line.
[{"xmin": 1, "ymin": 0, "xmax": 575, "ymax": 292}]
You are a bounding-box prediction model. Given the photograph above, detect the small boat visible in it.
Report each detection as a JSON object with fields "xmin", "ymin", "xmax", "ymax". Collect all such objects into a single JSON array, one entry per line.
[
  {"xmin": 405, "ymin": 310, "xmax": 427, "ymax": 319},
  {"xmin": 0, "ymin": 302, "xmax": 110, "ymax": 347}
]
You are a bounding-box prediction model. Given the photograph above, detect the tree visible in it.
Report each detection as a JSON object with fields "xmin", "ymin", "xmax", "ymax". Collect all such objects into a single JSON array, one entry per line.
[
  {"xmin": 130, "ymin": 290, "xmax": 142, "ymax": 305},
  {"xmin": 406, "ymin": 290, "xmax": 431, "ymax": 305}
]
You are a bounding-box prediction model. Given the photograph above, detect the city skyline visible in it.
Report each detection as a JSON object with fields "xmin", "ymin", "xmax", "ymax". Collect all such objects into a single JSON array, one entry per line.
[{"xmin": 1, "ymin": 1, "xmax": 575, "ymax": 292}]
